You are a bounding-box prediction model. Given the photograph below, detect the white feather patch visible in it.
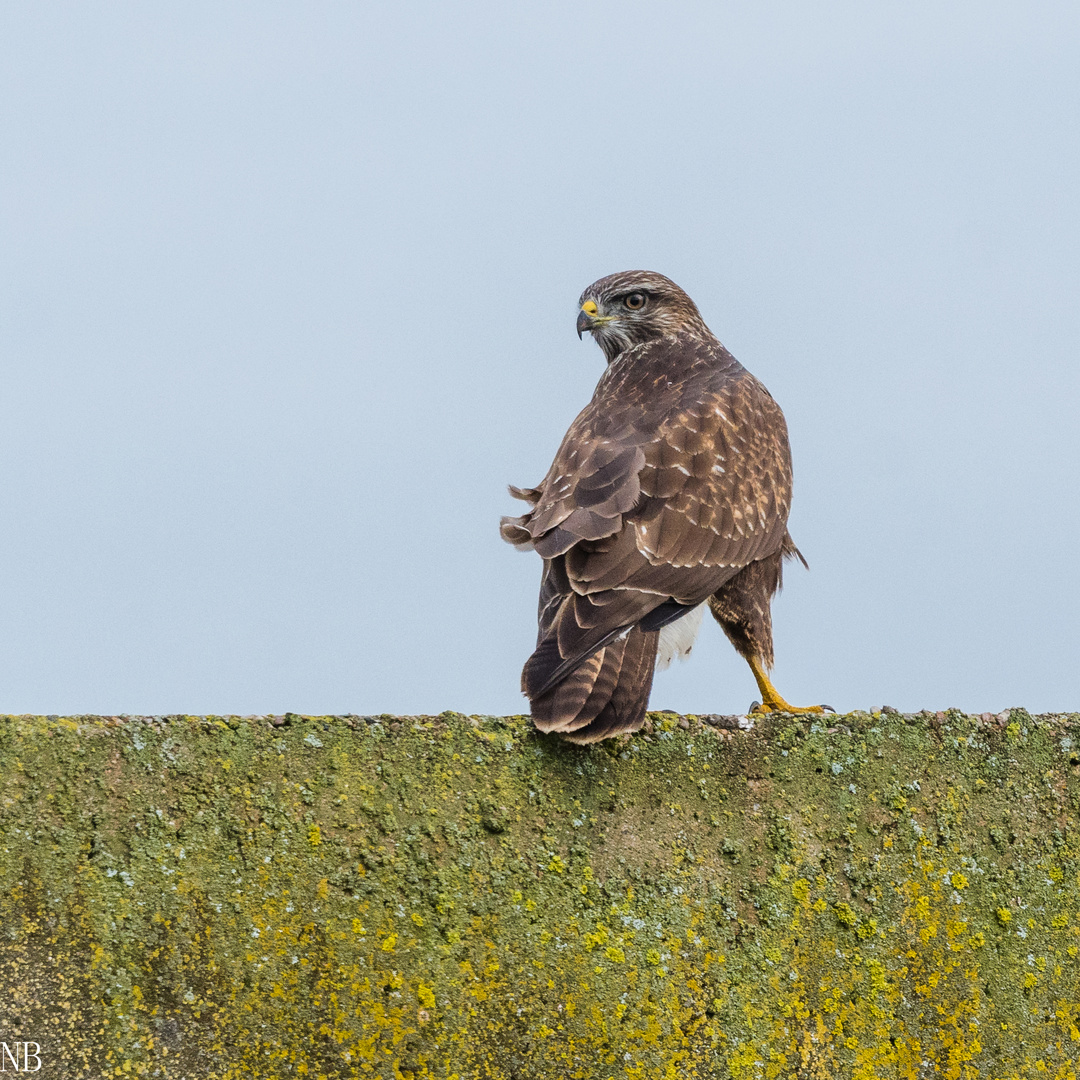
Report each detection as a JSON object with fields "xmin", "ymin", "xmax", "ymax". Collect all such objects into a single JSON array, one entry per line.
[{"xmin": 654, "ymin": 603, "xmax": 705, "ymax": 671}]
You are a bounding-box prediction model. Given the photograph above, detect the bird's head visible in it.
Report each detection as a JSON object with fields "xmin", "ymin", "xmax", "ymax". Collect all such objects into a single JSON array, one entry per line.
[{"xmin": 576, "ymin": 270, "xmax": 710, "ymax": 362}]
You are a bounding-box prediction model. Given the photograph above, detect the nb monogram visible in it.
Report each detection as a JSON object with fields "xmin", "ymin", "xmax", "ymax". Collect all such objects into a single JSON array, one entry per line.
[{"xmin": 0, "ymin": 1043, "xmax": 41, "ymax": 1073}]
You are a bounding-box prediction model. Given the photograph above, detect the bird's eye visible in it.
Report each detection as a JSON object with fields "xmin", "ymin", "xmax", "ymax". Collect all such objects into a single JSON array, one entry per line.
[{"xmin": 624, "ymin": 292, "xmax": 646, "ymax": 310}]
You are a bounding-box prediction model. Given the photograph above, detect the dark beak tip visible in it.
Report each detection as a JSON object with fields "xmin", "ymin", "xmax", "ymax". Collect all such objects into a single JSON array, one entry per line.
[{"xmin": 575, "ymin": 311, "xmax": 592, "ymax": 339}]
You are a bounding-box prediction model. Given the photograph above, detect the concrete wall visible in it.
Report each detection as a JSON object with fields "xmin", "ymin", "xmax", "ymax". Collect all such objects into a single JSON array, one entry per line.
[{"xmin": 0, "ymin": 708, "xmax": 1078, "ymax": 1079}]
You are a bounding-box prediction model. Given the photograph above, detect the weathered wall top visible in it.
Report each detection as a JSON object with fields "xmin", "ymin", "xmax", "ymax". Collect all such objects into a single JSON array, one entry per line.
[{"xmin": 1, "ymin": 708, "xmax": 1078, "ymax": 1079}]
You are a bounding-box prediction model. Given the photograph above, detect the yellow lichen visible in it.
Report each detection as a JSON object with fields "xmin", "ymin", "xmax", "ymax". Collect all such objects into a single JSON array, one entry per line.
[{"xmin": 0, "ymin": 708, "xmax": 1078, "ymax": 1078}]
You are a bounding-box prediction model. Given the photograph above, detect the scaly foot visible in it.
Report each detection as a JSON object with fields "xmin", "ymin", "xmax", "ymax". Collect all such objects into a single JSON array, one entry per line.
[
  {"xmin": 746, "ymin": 656, "xmax": 833, "ymax": 715},
  {"xmin": 749, "ymin": 698, "xmax": 831, "ymax": 716}
]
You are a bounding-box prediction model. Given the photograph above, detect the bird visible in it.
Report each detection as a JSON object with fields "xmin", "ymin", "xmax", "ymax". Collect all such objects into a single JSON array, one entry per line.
[{"xmin": 500, "ymin": 270, "xmax": 826, "ymax": 744}]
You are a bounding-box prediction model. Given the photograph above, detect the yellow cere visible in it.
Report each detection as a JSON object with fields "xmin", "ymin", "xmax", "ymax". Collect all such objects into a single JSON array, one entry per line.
[{"xmin": 580, "ymin": 300, "xmax": 599, "ymax": 316}]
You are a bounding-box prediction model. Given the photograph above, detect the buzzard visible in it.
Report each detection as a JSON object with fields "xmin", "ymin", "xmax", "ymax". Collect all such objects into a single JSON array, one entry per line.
[{"xmin": 501, "ymin": 271, "xmax": 826, "ymax": 744}]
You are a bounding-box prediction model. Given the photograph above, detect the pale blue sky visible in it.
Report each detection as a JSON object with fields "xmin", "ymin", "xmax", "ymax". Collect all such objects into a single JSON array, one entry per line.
[{"xmin": 2, "ymin": 2, "xmax": 1078, "ymax": 716}]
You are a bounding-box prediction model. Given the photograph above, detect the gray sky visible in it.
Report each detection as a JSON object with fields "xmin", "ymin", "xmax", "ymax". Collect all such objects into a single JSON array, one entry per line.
[{"xmin": 2, "ymin": 2, "xmax": 1078, "ymax": 717}]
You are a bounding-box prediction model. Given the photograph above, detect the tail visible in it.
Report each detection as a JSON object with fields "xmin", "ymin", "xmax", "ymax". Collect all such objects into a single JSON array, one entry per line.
[{"xmin": 526, "ymin": 627, "xmax": 658, "ymax": 745}]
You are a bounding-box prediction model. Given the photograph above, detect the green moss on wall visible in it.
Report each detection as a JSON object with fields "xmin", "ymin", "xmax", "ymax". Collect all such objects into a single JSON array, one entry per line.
[{"xmin": 1, "ymin": 708, "xmax": 1079, "ymax": 1078}]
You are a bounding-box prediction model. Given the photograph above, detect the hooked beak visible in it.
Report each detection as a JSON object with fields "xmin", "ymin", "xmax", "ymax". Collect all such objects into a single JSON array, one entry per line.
[{"xmin": 576, "ymin": 299, "xmax": 600, "ymax": 339}]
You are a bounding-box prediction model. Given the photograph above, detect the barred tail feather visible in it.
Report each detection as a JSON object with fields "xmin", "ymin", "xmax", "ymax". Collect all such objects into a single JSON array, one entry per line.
[{"xmin": 528, "ymin": 627, "xmax": 658, "ymax": 744}]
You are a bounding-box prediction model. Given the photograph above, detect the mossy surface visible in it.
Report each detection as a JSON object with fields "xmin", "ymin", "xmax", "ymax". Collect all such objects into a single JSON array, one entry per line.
[{"xmin": 1, "ymin": 708, "xmax": 1079, "ymax": 1078}]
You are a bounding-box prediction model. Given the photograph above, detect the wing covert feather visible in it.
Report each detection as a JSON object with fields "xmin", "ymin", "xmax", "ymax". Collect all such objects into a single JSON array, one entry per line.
[{"xmin": 504, "ymin": 332, "xmax": 796, "ymax": 700}]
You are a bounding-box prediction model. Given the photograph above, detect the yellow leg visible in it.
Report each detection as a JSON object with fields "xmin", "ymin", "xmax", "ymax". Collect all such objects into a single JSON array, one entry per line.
[{"xmin": 746, "ymin": 656, "xmax": 828, "ymax": 715}]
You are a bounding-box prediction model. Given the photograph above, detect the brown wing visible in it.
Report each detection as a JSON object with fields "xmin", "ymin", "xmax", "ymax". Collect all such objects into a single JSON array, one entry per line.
[{"xmin": 501, "ymin": 333, "xmax": 793, "ymax": 700}]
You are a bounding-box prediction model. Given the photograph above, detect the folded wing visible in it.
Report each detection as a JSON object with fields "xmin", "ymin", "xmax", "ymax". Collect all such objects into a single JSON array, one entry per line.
[{"xmin": 500, "ymin": 336, "xmax": 793, "ymax": 741}]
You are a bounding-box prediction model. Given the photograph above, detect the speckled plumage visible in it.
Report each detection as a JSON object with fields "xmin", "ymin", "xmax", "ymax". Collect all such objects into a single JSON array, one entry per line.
[{"xmin": 501, "ymin": 271, "xmax": 806, "ymax": 743}]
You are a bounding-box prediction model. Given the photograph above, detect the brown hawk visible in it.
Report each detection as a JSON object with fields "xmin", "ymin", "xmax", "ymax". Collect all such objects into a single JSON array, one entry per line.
[{"xmin": 501, "ymin": 271, "xmax": 826, "ymax": 744}]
